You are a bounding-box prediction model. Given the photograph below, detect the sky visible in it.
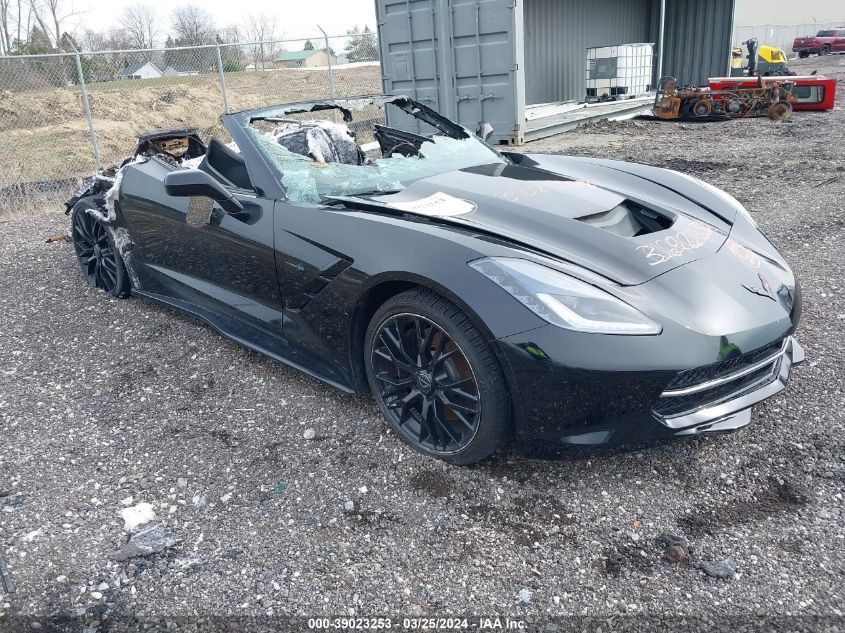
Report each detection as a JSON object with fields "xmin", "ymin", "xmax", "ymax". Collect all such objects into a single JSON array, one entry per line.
[
  {"xmin": 734, "ymin": 0, "xmax": 843, "ymax": 25},
  {"xmin": 71, "ymin": 0, "xmax": 843, "ymax": 40},
  {"xmin": 77, "ymin": 0, "xmax": 378, "ymax": 39}
]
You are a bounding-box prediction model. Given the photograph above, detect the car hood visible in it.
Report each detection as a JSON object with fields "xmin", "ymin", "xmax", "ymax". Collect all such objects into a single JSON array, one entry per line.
[{"xmin": 338, "ymin": 159, "xmax": 731, "ymax": 286}]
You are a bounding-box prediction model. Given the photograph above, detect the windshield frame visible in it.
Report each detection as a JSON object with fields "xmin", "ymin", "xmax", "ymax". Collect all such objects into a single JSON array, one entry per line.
[{"xmin": 222, "ymin": 94, "xmax": 508, "ymax": 204}]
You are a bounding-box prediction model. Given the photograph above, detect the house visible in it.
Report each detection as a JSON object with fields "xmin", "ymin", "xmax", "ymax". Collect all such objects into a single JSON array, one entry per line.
[
  {"xmin": 163, "ymin": 65, "xmax": 200, "ymax": 77},
  {"xmin": 274, "ymin": 49, "xmax": 337, "ymax": 69},
  {"xmin": 115, "ymin": 61, "xmax": 163, "ymax": 80}
]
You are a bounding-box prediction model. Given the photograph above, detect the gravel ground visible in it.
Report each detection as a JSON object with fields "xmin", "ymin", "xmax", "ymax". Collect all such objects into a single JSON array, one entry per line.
[{"xmin": 0, "ymin": 55, "xmax": 843, "ymax": 632}]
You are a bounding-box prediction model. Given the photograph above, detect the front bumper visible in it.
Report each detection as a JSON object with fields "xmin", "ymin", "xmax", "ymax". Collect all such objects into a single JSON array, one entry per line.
[
  {"xmin": 657, "ymin": 336, "xmax": 804, "ymax": 435},
  {"xmin": 496, "ymin": 328, "xmax": 804, "ymax": 450}
]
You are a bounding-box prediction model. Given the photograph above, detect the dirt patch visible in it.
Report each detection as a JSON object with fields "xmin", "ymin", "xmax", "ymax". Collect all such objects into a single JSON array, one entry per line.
[
  {"xmin": 510, "ymin": 493, "xmax": 575, "ymax": 525},
  {"xmin": 465, "ymin": 504, "xmax": 544, "ymax": 546},
  {"xmin": 409, "ymin": 469, "xmax": 453, "ymax": 498},
  {"xmin": 678, "ymin": 477, "xmax": 809, "ymax": 537},
  {"xmin": 208, "ymin": 428, "xmax": 239, "ymax": 447},
  {"xmin": 466, "ymin": 494, "xmax": 576, "ymax": 547},
  {"xmin": 600, "ymin": 543, "xmax": 660, "ymax": 578}
]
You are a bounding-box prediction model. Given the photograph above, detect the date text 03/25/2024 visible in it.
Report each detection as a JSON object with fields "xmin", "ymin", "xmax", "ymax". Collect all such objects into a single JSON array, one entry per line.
[{"xmin": 307, "ymin": 617, "xmax": 526, "ymax": 630}]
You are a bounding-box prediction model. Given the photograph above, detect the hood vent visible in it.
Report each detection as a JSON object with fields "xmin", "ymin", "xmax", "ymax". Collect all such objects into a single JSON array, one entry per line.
[{"xmin": 577, "ymin": 202, "xmax": 674, "ymax": 237}]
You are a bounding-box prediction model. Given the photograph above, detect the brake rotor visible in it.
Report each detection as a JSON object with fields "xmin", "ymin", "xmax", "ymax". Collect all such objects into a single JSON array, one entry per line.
[{"xmin": 430, "ymin": 333, "xmax": 471, "ymax": 422}]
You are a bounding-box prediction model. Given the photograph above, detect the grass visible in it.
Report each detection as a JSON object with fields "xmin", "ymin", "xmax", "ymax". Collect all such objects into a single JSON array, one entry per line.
[
  {"xmin": 0, "ymin": 185, "xmax": 70, "ymax": 219},
  {"xmin": 0, "ymin": 64, "xmax": 382, "ymax": 219}
]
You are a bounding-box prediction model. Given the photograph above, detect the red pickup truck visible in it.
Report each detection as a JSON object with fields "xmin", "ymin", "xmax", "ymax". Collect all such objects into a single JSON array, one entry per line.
[{"xmin": 793, "ymin": 28, "xmax": 845, "ymax": 57}]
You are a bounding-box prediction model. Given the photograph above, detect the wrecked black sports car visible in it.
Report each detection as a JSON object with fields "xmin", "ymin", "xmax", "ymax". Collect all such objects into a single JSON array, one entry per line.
[{"xmin": 66, "ymin": 95, "xmax": 803, "ymax": 464}]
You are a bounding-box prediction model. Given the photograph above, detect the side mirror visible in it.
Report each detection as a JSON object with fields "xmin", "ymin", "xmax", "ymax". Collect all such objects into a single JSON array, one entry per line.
[
  {"xmin": 164, "ymin": 169, "xmax": 244, "ymax": 215},
  {"xmin": 476, "ymin": 121, "xmax": 494, "ymax": 142}
]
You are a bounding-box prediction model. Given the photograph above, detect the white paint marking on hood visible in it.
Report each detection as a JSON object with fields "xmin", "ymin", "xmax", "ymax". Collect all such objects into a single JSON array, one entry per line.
[{"xmin": 387, "ymin": 191, "xmax": 477, "ymax": 217}]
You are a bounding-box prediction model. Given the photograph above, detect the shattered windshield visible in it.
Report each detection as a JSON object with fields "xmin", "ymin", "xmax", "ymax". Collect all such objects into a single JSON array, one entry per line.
[{"xmin": 237, "ymin": 96, "xmax": 508, "ymax": 205}]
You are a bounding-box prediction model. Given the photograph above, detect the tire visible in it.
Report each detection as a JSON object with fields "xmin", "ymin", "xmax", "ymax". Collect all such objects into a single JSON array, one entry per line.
[
  {"xmin": 71, "ymin": 199, "xmax": 131, "ymax": 299},
  {"xmin": 820, "ymin": 45, "xmax": 830, "ymax": 56},
  {"xmin": 798, "ymin": 50, "xmax": 810, "ymax": 59},
  {"xmin": 364, "ymin": 288, "xmax": 510, "ymax": 465},
  {"xmin": 691, "ymin": 99, "xmax": 713, "ymax": 117},
  {"xmin": 768, "ymin": 100, "xmax": 793, "ymax": 122}
]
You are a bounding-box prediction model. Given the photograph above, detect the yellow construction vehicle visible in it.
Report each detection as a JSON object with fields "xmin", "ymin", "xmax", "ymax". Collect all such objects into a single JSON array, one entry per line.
[{"xmin": 731, "ymin": 38, "xmax": 795, "ymax": 76}]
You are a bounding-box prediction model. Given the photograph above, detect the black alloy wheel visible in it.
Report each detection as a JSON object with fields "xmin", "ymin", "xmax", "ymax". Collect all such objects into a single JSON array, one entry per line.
[
  {"xmin": 365, "ymin": 289, "xmax": 509, "ymax": 464},
  {"xmin": 71, "ymin": 201, "xmax": 130, "ymax": 298}
]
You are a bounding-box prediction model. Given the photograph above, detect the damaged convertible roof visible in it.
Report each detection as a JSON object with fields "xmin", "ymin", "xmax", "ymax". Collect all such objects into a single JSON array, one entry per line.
[{"xmin": 229, "ymin": 94, "xmax": 469, "ymax": 140}]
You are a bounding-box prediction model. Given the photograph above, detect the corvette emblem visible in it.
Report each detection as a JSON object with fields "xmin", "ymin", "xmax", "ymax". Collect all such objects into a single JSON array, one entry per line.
[{"xmin": 742, "ymin": 273, "xmax": 776, "ymax": 301}]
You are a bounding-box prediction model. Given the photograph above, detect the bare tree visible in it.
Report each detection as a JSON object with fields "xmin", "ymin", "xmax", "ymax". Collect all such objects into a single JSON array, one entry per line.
[
  {"xmin": 28, "ymin": 0, "xmax": 83, "ymax": 50},
  {"xmin": 13, "ymin": 0, "xmax": 23, "ymax": 47},
  {"xmin": 241, "ymin": 13, "xmax": 278, "ymax": 70},
  {"xmin": 217, "ymin": 23, "xmax": 239, "ymax": 45},
  {"xmin": 81, "ymin": 26, "xmax": 132, "ymax": 51},
  {"xmin": 0, "ymin": 0, "xmax": 12, "ymax": 53},
  {"xmin": 170, "ymin": 4, "xmax": 215, "ymax": 46},
  {"xmin": 118, "ymin": 3, "xmax": 159, "ymax": 50}
]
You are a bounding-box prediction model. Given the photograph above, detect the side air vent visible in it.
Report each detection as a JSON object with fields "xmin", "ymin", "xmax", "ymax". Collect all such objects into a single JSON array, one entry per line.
[
  {"xmin": 577, "ymin": 202, "xmax": 673, "ymax": 237},
  {"xmin": 285, "ymin": 257, "xmax": 352, "ymax": 311}
]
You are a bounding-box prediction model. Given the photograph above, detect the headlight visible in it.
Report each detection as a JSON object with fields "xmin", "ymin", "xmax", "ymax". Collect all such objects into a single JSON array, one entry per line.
[
  {"xmin": 675, "ymin": 172, "xmax": 757, "ymax": 227},
  {"xmin": 469, "ymin": 258, "xmax": 661, "ymax": 335}
]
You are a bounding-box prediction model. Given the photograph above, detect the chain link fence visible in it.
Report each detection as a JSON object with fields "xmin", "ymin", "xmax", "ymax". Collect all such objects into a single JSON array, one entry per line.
[
  {"xmin": 0, "ymin": 30, "xmax": 381, "ymax": 217},
  {"xmin": 732, "ymin": 21, "xmax": 845, "ymax": 60}
]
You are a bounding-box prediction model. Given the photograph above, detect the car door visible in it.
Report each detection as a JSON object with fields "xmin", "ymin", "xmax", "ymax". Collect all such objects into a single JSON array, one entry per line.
[
  {"xmin": 835, "ymin": 30, "xmax": 845, "ymax": 52},
  {"xmin": 118, "ymin": 156, "xmax": 283, "ymax": 333},
  {"xmin": 268, "ymin": 199, "xmax": 356, "ymax": 385}
]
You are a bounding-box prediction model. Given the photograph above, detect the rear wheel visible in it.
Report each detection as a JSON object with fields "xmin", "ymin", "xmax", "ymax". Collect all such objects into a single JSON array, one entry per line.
[
  {"xmin": 768, "ymin": 100, "xmax": 793, "ymax": 121},
  {"xmin": 71, "ymin": 201, "xmax": 130, "ymax": 298},
  {"xmin": 798, "ymin": 50, "xmax": 810, "ymax": 58},
  {"xmin": 364, "ymin": 289, "xmax": 510, "ymax": 465},
  {"xmin": 820, "ymin": 45, "xmax": 831, "ymax": 56},
  {"xmin": 691, "ymin": 99, "xmax": 713, "ymax": 117}
]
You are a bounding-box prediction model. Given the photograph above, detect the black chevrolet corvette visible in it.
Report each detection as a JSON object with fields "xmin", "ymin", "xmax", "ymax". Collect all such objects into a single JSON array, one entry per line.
[{"xmin": 66, "ymin": 95, "xmax": 803, "ymax": 464}]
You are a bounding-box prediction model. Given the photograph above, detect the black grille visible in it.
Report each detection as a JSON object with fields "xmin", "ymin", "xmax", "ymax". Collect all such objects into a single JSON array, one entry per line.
[
  {"xmin": 654, "ymin": 359, "xmax": 781, "ymax": 418},
  {"xmin": 665, "ymin": 340, "xmax": 784, "ymax": 391}
]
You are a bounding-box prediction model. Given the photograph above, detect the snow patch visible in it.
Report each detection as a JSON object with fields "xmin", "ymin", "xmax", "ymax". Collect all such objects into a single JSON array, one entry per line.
[{"xmin": 121, "ymin": 502, "xmax": 156, "ymax": 531}]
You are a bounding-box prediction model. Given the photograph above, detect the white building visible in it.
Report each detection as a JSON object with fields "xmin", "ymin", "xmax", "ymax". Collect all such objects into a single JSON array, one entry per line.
[{"xmin": 115, "ymin": 62, "xmax": 163, "ymax": 81}]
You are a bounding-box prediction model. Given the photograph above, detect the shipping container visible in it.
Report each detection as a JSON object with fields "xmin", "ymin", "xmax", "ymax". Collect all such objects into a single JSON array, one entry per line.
[{"xmin": 375, "ymin": 0, "xmax": 735, "ymax": 144}]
